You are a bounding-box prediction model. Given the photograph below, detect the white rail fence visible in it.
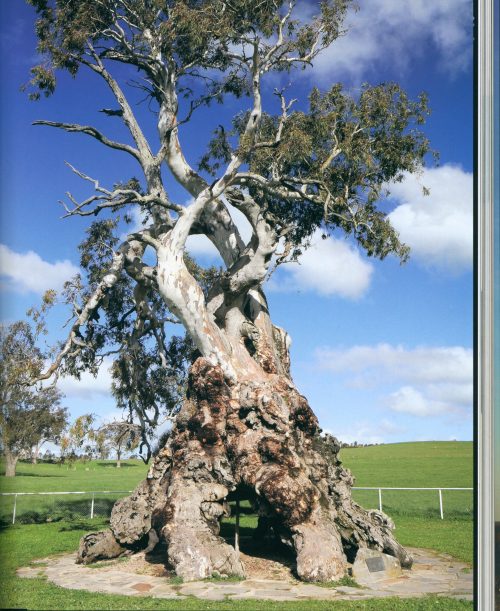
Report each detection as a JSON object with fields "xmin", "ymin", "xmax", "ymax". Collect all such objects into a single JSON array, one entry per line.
[
  {"xmin": 0, "ymin": 487, "xmax": 473, "ymax": 525},
  {"xmin": 0, "ymin": 490, "xmax": 131, "ymax": 525},
  {"xmin": 352, "ymin": 487, "xmax": 473, "ymax": 520}
]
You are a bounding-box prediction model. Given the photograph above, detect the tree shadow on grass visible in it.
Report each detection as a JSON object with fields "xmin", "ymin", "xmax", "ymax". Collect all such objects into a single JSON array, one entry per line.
[
  {"xmin": 59, "ymin": 519, "xmax": 109, "ymax": 532},
  {"xmin": 11, "ymin": 473, "xmax": 65, "ymax": 478},
  {"xmin": 95, "ymin": 462, "xmax": 138, "ymax": 468},
  {"xmin": 2, "ymin": 498, "xmax": 118, "ymax": 527}
]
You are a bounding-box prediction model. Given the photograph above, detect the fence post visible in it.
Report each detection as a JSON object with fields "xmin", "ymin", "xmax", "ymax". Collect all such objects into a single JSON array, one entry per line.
[
  {"xmin": 12, "ymin": 494, "xmax": 18, "ymax": 525},
  {"xmin": 234, "ymin": 499, "xmax": 240, "ymax": 555},
  {"xmin": 90, "ymin": 492, "xmax": 95, "ymax": 520},
  {"xmin": 438, "ymin": 489, "xmax": 444, "ymax": 519},
  {"xmin": 378, "ymin": 488, "xmax": 383, "ymax": 512}
]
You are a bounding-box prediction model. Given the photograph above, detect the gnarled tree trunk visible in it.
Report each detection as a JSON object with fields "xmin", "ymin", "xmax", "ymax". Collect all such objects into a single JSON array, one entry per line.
[
  {"xmin": 77, "ymin": 303, "xmax": 412, "ymax": 582},
  {"xmin": 25, "ymin": 0, "xmax": 435, "ymax": 585}
]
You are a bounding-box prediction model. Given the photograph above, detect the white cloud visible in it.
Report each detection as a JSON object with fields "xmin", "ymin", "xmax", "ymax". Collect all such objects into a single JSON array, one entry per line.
[
  {"xmin": 57, "ymin": 358, "xmax": 114, "ymax": 401},
  {"xmin": 316, "ymin": 343, "xmax": 472, "ymax": 418},
  {"xmin": 121, "ymin": 206, "xmax": 149, "ymax": 237},
  {"xmin": 323, "ymin": 418, "xmax": 406, "ymax": 445},
  {"xmin": 185, "ymin": 233, "xmax": 221, "ymax": 258},
  {"xmin": 387, "ymin": 165, "xmax": 473, "ymax": 272},
  {"xmin": 185, "ymin": 203, "xmax": 253, "ymax": 260},
  {"xmin": 268, "ymin": 231, "xmax": 373, "ymax": 299},
  {"xmin": 0, "ymin": 244, "xmax": 80, "ymax": 294},
  {"xmin": 387, "ymin": 386, "xmax": 456, "ymax": 417},
  {"xmin": 310, "ymin": 0, "xmax": 472, "ymax": 81},
  {"xmin": 318, "ymin": 343, "xmax": 472, "ymax": 384}
]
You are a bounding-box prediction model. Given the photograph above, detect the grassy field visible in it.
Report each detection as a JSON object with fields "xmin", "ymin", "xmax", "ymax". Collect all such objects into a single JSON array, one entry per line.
[
  {"xmin": 0, "ymin": 442, "xmax": 474, "ymax": 610},
  {"xmin": 341, "ymin": 441, "xmax": 474, "ymax": 562},
  {"xmin": 0, "ymin": 522, "xmax": 472, "ymax": 611},
  {"xmin": 0, "ymin": 459, "xmax": 149, "ymax": 527},
  {"xmin": 341, "ymin": 441, "xmax": 473, "ymax": 522},
  {"xmin": 340, "ymin": 441, "xmax": 473, "ymax": 487},
  {"xmin": 0, "ymin": 458, "xmax": 149, "ymax": 493}
]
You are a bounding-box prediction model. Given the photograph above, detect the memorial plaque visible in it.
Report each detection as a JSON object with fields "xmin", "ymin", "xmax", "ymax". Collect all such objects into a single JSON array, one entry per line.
[{"xmin": 365, "ymin": 556, "xmax": 385, "ymax": 573}]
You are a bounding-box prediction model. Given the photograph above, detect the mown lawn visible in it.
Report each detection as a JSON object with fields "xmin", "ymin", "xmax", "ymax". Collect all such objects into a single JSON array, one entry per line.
[
  {"xmin": 0, "ymin": 522, "xmax": 472, "ymax": 611},
  {"xmin": 0, "ymin": 442, "xmax": 474, "ymax": 609},
  {"xmin": 0, "ymin": 459, "xmax": 149, "ymax": 527}
]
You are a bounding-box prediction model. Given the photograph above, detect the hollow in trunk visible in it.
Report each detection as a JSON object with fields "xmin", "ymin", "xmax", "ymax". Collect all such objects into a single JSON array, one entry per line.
[{"xmin": 78, "ymin": 317, "xmax": 412, "ymax": 581}]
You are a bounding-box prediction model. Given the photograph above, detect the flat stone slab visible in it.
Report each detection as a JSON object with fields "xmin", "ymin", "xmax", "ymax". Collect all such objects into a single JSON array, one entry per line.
[
  {"xmin": 17, "ymin": 547, "xmax": 473, "ymax": 602},
  {"xmin": 352, "ymin": 548, "xmax": 402, "ymax": 583}
]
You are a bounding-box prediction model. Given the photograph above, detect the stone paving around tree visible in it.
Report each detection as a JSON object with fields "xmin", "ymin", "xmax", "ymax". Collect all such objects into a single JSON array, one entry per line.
[{"xmin": 17, "ymin": 547, "xmax": 473, "ymax": 603}]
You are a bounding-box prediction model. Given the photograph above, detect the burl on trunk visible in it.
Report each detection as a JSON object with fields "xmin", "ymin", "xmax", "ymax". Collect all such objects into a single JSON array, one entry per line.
[{"xmin": 77, "ymin": 356, "xmax": 412, "ymax": 582}]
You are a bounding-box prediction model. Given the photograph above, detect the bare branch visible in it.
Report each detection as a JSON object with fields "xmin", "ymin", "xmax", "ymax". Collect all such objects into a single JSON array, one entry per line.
[
  {"xmin": 59, "ymin": 162, "xmax": 182, "ymax": 218},
  {"xmin": 84, "ymin": 43, "xmax": 154, "ymax": 165},
  {"xmin": 38, "ymin": 247, "xmax": 127, "ymax": 381},
  {"xmin": 33, "ymin": 120, "xmax": 141, "ymax": 161}
]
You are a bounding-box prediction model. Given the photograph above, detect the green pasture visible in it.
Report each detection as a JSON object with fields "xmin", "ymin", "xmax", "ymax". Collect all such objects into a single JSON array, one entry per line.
[
  {"xmin": 341, "ymin": 441, "xmax": 474, "ymax": 521},
  {"xmin": 0, "ymin": 442, "xmax": 474, "ymax": 610},
  {"xmin": 340, "ymin": 441, "xmax": 473, "ymax": 488},
  {"xmin": 0, "ymin": 459, "xmax": 148, "ymax": 527},
  {"xmin": 0, "ymin": 458, "xmax": 148, "ymax": 493}
]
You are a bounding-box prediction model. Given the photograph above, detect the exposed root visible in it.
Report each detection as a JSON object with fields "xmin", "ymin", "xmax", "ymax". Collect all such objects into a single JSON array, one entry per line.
[{"xmin": 77, "ymin": 358, "xmax": 412, "ymax": 580}]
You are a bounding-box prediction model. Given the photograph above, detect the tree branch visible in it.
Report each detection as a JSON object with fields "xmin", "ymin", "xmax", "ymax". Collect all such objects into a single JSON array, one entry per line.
[
  {"xmin": 59, "ymin": 162, "xmax": 181, "ymax": 218},
  {"xmin": 38, "ymin": 247, "xmax": 127, "ymax": 381},
  {"xmin": 33, "ymin": 120, "xmax": 141, "ymax": 162},
  {"xmin": 224, "ymin": 191, "xmax": 278, "ymax": 295},
  {"xmin": 83, "ymin": 43, "xmax": 154, "ymax": 166}
]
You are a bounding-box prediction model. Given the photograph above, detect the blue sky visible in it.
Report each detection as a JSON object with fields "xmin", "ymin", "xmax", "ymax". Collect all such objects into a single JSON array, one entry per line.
[{"xmin": 0, "ymin": 0, "xmax": 474, "ymax": 446}]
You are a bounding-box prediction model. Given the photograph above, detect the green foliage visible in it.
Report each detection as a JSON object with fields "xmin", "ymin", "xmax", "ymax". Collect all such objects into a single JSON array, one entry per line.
[
  {"xmin": 26, "ymin": 0, "xmax": 351, "ymax": 98},
  {"xmin": 60, "ymin": 414, "xmax": 96, "ymax": 460},
  {"xmin": 227, "ymin": 83, "xmax": 433, "ymax": 260},
  {"xmin": 23, "ymin": 1, "xmax": 439, "ymax": 470},
  {"xmin": 0, "ymin": 321, "xmax": 68, "ymax": 469},
  {"xmin": 97, "ymin": 421, "xmax": 142, "ymax": 463},
  {"xmin": 24, "ymin": 0, "xmax": 434, "ymax": 270}
]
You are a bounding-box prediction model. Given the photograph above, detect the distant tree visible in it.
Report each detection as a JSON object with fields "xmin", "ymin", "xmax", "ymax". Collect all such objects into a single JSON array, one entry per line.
[
  {"xmin": 92, "ymin": 427, "xmax": 111, "ymax": 460},
  {"xmin": 60, "ymin": 413, "xmax": 96, "ymax": 463},
  {"xmin": 98, "ymin": 421, "xmax": 141, "ymax": 467},
  {"xmin": 0, "ymin": 320, "xmax": 68, "ymax": 476},
  {"xmin": 28, "ymin": 398, "xmax": 68, "ymax": 464},
  {"xmin": 43, "ymin": 448, "xmax": 57, "ymax": 462}
]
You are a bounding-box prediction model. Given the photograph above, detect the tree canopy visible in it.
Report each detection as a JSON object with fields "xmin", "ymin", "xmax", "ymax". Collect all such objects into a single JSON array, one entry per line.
[
  {"xmin": 26, "ymin": 0, "xmax": 433, "ymax": 459},
  {"xmin": 0, "ymin": 320, "xmax": 68, "ymax": 475},
  {"xmin": 98, "ymin": 421, "xmax": 142, "ymax": 466}
]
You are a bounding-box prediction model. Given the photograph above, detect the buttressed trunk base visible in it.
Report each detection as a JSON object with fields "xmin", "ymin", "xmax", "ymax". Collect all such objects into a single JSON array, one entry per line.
[{"xmin": 77, "ymin": 357, "xmax": 412, "ymax": 581}]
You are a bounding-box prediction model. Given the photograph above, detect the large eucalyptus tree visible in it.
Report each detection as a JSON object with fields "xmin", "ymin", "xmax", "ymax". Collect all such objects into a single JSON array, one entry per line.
[{"xmin": 28, "ymin": 0, "xmax": 432, "ymax": 581}]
